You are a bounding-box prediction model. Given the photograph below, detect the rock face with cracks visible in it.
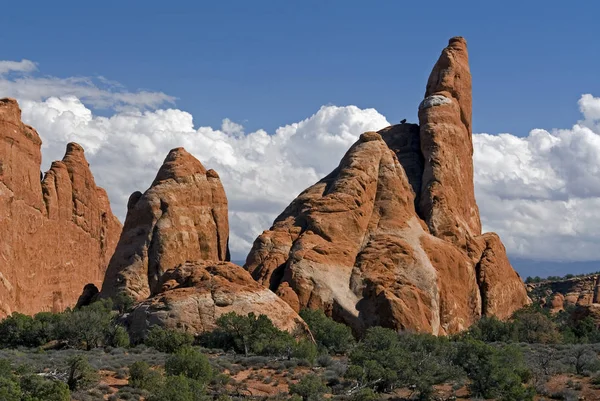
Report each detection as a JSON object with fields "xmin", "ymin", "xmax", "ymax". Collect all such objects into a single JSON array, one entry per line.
[
  {"xmin": 99, "ymin": 148, "xmax": 307, "ymax": 338},
  {"xmin": 0, "ymin": 98, "xmax": 122, "ymax": 317},
  {"xmin": 245, "ymin": 37, "xmax": 530, "ymax": 335}
]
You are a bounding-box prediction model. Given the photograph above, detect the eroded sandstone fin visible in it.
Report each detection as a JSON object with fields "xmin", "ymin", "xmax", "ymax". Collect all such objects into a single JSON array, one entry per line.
[
  {"xmin": 94, "ymin": 147, "xmax": 308, "ymax": 339},
  {"xmin": 244, "ymin": 37, "xmax": 530, "ymax": 335},
  {"xmin": 100, "ymin": 147, "xmax": 231, "ymax": 301},
  {"xmin": 0, "ymin": 98, "xmax": 122, "ymax": 317}
]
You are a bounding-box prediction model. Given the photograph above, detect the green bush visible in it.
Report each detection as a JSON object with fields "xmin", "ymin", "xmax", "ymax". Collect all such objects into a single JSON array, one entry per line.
[
  {"xmin": 165, "ymin": 346, "xmax": 212, "ymax": 385},
  {"xmin": 66, "ymin": 355, "xmax": 99, "ymax": 391},
  {"xmin": 292, "ymin": 339, "xmax": 318, "ymax": 364},
  {"xmin": 205, "ymin": 312, "xmax": 296, "ymax": 357},
  {"xmin": 454, "ymin": 339, "xmax": 534, "ymax": 401},
  {"xmin": 145, "ymin": 326, "xmax": 194, "ymax": 353},
  {"xmin": 148, "ymin": 375, "xmax": 208, "ymax": 401},
  {"xmin": 107, "ymin": 325, "xmax": 131, "ymax": 348},
  {"xmin": 0, "ymin": 376, "xmax": 21, "ymax": 401},
  {"xmin": 20, "ymin": 374, "xmax": 71, "ymax": 401},
  {"xmin": 56, "ymin": 300, "xmax": 116, "ymax": 350},
  {"xmin": 289, "ymin": 374, "xmax": 328, "ymax": 401},
  {"xmin": 350, "ymin": 388, "xmax": 379, "ymax": 401},
  {"xmin": 299, "ymin": 309, "xmax": 355, "ymax": 354},
  {"xmin": 348, "ymin": 327, "xmax": 462, "ymax": 398},
  {"xmin": 129, "ymin": 361, "xmax": 163, "ymax": 392}
]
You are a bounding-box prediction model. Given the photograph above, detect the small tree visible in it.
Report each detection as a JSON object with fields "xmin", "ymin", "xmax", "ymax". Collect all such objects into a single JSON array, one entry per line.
[
  {"xmin": 106, "ymin": 325, "xmax": 130, "ymax": 348},
  {"xmin": 145, "ymin": 326, "xmax": 195, "ymax": 353},
  {"xmin": 0, "ymin": 377, "xmax": 21, "ymax": 401},
  {"xmin": 289, "ymin": 374, "xmax": 328, "ymax": 401},
  {"xmin": 66, "ymin": 355, "xmax": 98, "ymax": 391},
  {"xmin": 212, "ymin": 312, "xmax": 295, "ymax": 357},
  {"xmin": 454, "ymin": 339, "xmax": 534, "ymax": 401},
  {"xmin": 148, "ymin": 374, "xmax": 207, "ymax": 401},
  {"xmin": 165, "ymin": 346, "xmax": 213, "ymax": 385},
  {"xmin": 299, "ymin": 309, "xmax": 355, "ymax": 354},
  {"xmin": 129, "ymin": 361, "xmax": 163, "ymax": 392},
  {"xmin": 20, "ymin": 374, "xmax": 70, "ymax": 401},
  {"xmin": 56, "ymin": 300, "xmax": 114, "ymax": 350}
]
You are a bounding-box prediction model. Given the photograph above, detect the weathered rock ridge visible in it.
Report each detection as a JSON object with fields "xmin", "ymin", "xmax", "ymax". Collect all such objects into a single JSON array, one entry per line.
[
  {"xmin": 528, "ymin": 274, "xmax": 600, "ymax": 314},
  {"xmin": 245, "ymin": 37, "xmax": 530, "ymax": 335},
  {"xmin": 0, "ymin": 98, "xmax": 122, "ymax": 317},
  {"xmin": 99, "ymin": 148, "xmax": 307, "ymax": 338}
]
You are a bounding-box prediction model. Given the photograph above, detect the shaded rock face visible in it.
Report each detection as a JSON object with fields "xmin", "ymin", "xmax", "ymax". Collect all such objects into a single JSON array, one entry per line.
[
  {"xmin": 101, "ymin": 147, "xmax": 231, "ymax": 301},
  {"xmin": 245, "ymin": 38, "xmax": 529, "ymax": 335},
  {"xmin": 127, "ymin": 261, "xmax": 308, "ymax": 341},
  {"xmin": 100, "ymin": 148, "xmax": 306, "ymax": 338},
  {"xmin": 0, "ymin": 98, "xmax": 122, "ymax": 317}
]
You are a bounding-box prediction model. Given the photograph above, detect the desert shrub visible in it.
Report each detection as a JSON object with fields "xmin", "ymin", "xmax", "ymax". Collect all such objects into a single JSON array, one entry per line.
[
  {"xmin": 289, "ymin": 374, "xmax": 328, "ymax": 401},
  {"xmin": 56, "ymin": 300, "xmax": 116, "ymax": 350},
  {"xmin": 148, "ymin": 374, "xmax": 208, "ymax": 401},
  {"xmin": 20, "ymin": 374, "xmax": 71, "ymax": 401},
  {"xmin": 0, "ymin": 313, "xmax": 53, "ymax": 348},
  {"xmin": 0, "ymin": 376, "xmax": 22, "ymax": 401},
  {"xmin": 316, "ymin": 353, "xmax": 333, "ymax": 367},
  {"xmin": 350, "ymin": 388, "xmax": 379, "ymax": 401},
  {"xmin": 165, "ymin": 346, "xmax": 212, "ymax": 385},
  {"xmin": 454, "ymin": 339, "xmax": 534, "ymax": 401},
  {"xmin": 106, "ymin": 325, "xmax": 131, "ymax": 348},
  {"xmin": 204, "ymin": 312, "xmax": 296, "ymax": 357},
  {"xmin": 129, "ymin": 361, "xmax": 163, "ymax": 392},
  {"xmin": 347, "ymin": 327, "xmax": 461, "ymax": 398},
  {"xmin": 66, "ymin": 355, "xmax": 99, "ymax": 391},
  {"xmin": 565, "ymin": 345, "xmax": 600, "ymax": 375},
  {"xmin": 467, "ymin": 315, "xmax": 513, "ymax": 342},
  {"xmin": 292, "ymin": 339, "xmax": 318, "ymax": 364},
  {"xmin": 511, "ymin": 307, "xmax": 562, "ymax": 344},
  {"xmin": 145, "ymin": 326, "xmax": 194, "ymax": 353},
  {"xmin": 299, "ymin": 309, "xmax": 355, "ymax": 354}
]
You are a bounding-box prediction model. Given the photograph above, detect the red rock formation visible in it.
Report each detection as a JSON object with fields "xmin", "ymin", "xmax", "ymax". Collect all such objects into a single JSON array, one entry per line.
[
  {"xmin": 528, "ymin": 274, "xmax": 600, "ymax": 312},
  {"xmin": 100, "ymin": 147, "xmax": 230, "ymax": 301},
  {"xmin": 127, "ymin": 261, "xmax": 308, "ymax": 341},
  {"xmin": 418, "ymin": 36, "xmax": 481, "ymax": 249},
  {"xmin": 245, "ymin": 37, "xmax": 530, "ymax": 335},
  {"xmin": 100, "ymin": 148, "xmax": 307, "ymax": 338},
  {"xmin": 0, "ymin": 98, "xmax": 121, "ymax": 317}
]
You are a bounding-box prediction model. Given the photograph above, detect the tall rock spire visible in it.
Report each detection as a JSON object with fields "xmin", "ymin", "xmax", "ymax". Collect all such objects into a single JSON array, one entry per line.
[
  {"xmin": 418, "ymin": 36, "xmax": 481, "ymax": 249},
  {"xmin": 244, "ymin": 37, "xmax": 530, "ymax": 335}
]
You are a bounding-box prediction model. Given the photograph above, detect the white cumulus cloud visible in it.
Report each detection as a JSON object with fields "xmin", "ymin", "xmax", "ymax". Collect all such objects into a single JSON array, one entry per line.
[{"xmin": 4, "ymin": 60, "xmax": 600, "ymax": 263}]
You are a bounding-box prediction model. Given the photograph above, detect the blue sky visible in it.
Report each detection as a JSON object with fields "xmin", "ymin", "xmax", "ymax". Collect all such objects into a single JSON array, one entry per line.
[
  {"xmin": 2, "ymin": 2, "xmax": 600, "ymax": 278},
  {"xmin": 3, "ymin": 1, "xmax": 597, "ymax": 135}
]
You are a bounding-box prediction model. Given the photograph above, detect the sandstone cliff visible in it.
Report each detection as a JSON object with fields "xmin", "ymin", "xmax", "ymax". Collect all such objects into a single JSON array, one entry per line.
[
  {"xmin": 528, "ymin": 274, "xmax": 600, "ymax": 313},
  {"xmin": 0, "ymin": 98, "xmax": 122, "ymax": 317},
  {"xmin": 99, "ymin": 148, "xmax": 307, "ymax": 338},
  {"xmin": 245, "ymin": 37, "xmax": 530, "ymax": 334}
]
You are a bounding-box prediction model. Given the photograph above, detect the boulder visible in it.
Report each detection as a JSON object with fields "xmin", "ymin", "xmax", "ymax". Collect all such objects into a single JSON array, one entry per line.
[
  {"xmin": 127, "ymin": 261, "xmax": 307, "ymax": 341},
  {"xmin": 0, "ymin": 98, "xmax": 121, "ymax": 317}
]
